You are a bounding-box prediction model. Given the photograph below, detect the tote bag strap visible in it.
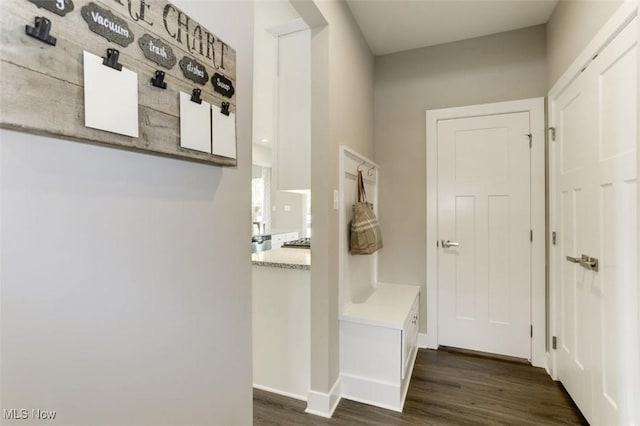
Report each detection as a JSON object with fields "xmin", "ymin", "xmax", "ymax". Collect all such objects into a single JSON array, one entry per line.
[{"xmin": 356, "ymin": 170, "xmax": 367, "ymax": 203}]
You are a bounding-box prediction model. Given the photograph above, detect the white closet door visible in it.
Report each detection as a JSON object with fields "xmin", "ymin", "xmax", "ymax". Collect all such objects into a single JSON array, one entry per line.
[
  {"xmin": 552, "ymin": 16, "xmax": 638, "ymax": 426},
  {"xmin": 590, "ymin": 17, "xmax": 638, "ymax": 426},
  {"xmin": 553, "ymin": 60, "xmax": 597, "ymax": 424}
]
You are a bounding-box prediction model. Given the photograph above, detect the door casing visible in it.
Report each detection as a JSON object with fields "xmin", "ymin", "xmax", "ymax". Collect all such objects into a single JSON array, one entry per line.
[{"xmin": 425, "ymin": 98, "xmax": 547, "ymax": 368}]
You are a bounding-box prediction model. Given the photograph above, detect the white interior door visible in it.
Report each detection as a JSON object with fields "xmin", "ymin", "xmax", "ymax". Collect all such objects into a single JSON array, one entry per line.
[
  {"xmin": 553, "ymin": 52, "xmax": 597, "ymax": 422},
  {"xmin": 551, "ymin": 16, "xmax": 638, "ymax": 426},
  {"xmin": 437, "ymin": 111, "xmax": 532, "ymax": 359}
]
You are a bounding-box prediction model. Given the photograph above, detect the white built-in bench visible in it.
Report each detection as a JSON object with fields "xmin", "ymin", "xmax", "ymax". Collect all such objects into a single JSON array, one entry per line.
[
  {"xmin": 338, "ymin": 147, "xmax": 420, "ymax": 413},
  {"xmin": 340, "ymin": 283, "xmax": 420, "ymax": 412}
]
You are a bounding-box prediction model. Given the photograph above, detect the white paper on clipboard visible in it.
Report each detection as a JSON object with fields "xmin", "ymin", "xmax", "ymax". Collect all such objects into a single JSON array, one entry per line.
[
  {"xmin": 83, "ymin": 51, "xmax": 139, "ymax": 138},
  {"xmin": 211, "ymin": 109, "xmax": 237, "ymax": 159},
  {"xmin": 179, "ymin": 92, "xmax": 212, "ymax": 153}
]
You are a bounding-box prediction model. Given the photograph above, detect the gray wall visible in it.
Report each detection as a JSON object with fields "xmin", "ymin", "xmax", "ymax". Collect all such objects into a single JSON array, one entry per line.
[
  {"xmin": 317, "ymin": 0, "xmax": 375, "ymax": 391},
  {"xmin": 294, "ymin": 0, "xmax": 374, "ymax": 396},
  {"xmin": 373, "ymin": 25, "xmax": 547, "ymax": 332},
  {"xmin": 546, "ymin": 1, "xmax": 623, "ymax": 88},
  {"xmin": 0, "ymin": 1, "xmax": 254, "ymax": 425}
]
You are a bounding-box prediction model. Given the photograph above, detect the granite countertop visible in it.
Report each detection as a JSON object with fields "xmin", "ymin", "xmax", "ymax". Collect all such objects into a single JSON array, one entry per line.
[{"xmin": 251, "ymin": 248, "xmax": 311, "ymax": 270}]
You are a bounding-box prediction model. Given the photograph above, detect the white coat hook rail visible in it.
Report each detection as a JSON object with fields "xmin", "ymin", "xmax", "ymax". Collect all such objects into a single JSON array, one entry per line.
[{"xmin": 366, "ymin": 165, "xmax": 375, "ymax": 176}]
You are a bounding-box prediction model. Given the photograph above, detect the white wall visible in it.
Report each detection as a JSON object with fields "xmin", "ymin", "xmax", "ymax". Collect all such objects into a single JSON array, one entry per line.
[
  {"xmin": 546, "ymin": 0, "xmax": 624, "ymax": 87},
  {"xmin": 253, "ymin": 1, "xmax": 307, "ymax": 238},
  {"xmin": 0, "ymin": 1, "xmax": 254, "ymax": 425},
  {"xmin": 252, "ymin": 1, "xmax": 299, "ymax": 147},
  {"xmin": 252, "ymin": 144, "xmax": 272, "ymax": 167},
  {"xmin": 373, "ymin": 25, "xmax": 547, "ymax": 333}
]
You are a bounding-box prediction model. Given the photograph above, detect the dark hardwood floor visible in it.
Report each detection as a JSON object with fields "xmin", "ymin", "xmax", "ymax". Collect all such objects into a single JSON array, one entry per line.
[{"xmin": 254, "ymin": 348, "xmax": 587, "ymax": 426}]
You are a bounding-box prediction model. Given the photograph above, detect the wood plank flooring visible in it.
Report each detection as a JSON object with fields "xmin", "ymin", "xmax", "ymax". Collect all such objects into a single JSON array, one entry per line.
[{"xmin": 253, "ymin": 349, "xmax": 587, "ymax": 426}]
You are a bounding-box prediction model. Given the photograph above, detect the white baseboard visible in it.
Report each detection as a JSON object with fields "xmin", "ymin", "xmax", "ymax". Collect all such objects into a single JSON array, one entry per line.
[
  {"xmin": 418, "ymin": 333, "xmax": 429, "ymax": 349},
  {"xmin": 340, "ymin": 342, "xmax": 419, "ymax": 413},
  {"xmin": 340, "ymin": 373, "xmax": 402, "ymax": 412},
  {"xmin": 305, "ymin": 377, "xmax": 341, "ymax": 418},
  {"xmin": 546, "ymin": 351, "xmax": 557, "ymax": 380},
  {"xmin": 252, "ymin": 384, "xmax": 307, "ymax": 402}
]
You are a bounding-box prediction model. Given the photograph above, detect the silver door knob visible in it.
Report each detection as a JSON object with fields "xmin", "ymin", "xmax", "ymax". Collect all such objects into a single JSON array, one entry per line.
[{"xmin": 441, "ymin": 240, "xmax": 459, "ymax": 248}]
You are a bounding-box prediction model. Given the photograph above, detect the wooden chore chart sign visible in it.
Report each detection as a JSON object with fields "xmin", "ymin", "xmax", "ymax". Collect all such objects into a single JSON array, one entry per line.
[{"xmin": 0, "ymin": 0, "xmax": 238, "ymax": 166}]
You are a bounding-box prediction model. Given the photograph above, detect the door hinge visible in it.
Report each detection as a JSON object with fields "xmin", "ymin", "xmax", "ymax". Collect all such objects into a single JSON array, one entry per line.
[
  {"xmin": 552, "ymin": 336, "xmax": 557, "ymax": 350},
  {"xmin": 552, "ymin": 231, "xmax": 557, "ymax": 245},
  {"xmin": 530, "ymin": 229, "xmax": 533, "ymax": 243},
  {"xmin": 530, "ymin": 325, "xmax": 533, "ymax": 338},
  {"xmin": 526, "ymin": 133, "xmax": 532, "ymax": 148},
  {"xmin": 548, "ymin": 127, "xmax": 556, "ymax": 141}
]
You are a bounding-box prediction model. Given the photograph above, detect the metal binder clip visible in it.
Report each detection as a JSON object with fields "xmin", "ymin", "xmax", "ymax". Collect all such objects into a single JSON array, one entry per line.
[
  {"xmin": 25, "ymin": 16, "xmax": 57, "ymax": 46},
  {"xmin": 220, "ymin": 101, "xmax": 230, "ymax": 116},
  {"xmin": 190, "ymin": 88, "xmax": 202, "ymax": 104},
  {"xmin": 102, "ymin": 48, "xmax": 122, "ymax": 71},
  {"xmin": 150, "ymin": 70, "xmax": 167, "ymax": 89}
]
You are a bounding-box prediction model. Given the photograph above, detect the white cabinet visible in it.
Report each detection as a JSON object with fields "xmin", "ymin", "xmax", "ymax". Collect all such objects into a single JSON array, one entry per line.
[
  {"xmin": 252, "ymin": 265, "xmax": 310, "ymax": 399},
  {"xmin": 340, "ymin": 284, "xmax": 420, "ymax": 412},
  {"xmin": 271, "ymin": 232, "xmax": 299, "ymax": 249},
  {"xmin": 273, "ymin": 29, "xmax": 310, "ymax": 192},
  {"xmin": 272, "ymin": 234, "xmax": 286, "ymax": 249}
]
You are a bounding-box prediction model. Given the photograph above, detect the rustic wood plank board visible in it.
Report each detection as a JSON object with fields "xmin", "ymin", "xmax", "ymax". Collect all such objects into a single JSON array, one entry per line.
[
  {"xmin": 0, "ymin": 60, "xmax": 237, "ymax": 166},
  {"xmin": 0, "ymin": 0, "xmax": 238, "ymax": 167}
]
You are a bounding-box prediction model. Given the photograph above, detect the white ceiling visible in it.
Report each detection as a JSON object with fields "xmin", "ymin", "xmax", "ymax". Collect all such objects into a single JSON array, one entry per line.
[{"xmin": 346, "ymin": 0, "xmax": 559, "ymax": 56}]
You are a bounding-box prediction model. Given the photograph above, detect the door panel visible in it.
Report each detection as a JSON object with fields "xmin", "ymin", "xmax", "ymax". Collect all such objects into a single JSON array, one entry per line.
[
  {"xmin": 437, "ymin": 112, "xmax": 531, "ymax": 359},
  {"xmin": 455, "ymin": 127, "xmax": 509, "ymax": 182},
  {"xmin": 488, "ymin": 195, "xmax": 510, "ymax": 324},
  {"xmin": 561, "ymin": 93, "xmax": 590, "ymax": 174},
  {"xmin": 454, "ymin": 195, "xmax": 476, "ymax": 320}
]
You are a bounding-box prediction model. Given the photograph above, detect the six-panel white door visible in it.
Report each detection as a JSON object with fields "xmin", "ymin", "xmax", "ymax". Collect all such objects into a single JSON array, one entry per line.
[
  {"xmin": 551, "ymin": 16, "xmax": 638, "ymax": 426},
  {"xmin": 437, "ymin": 112, "xmax": 532, "ymax": 359}
]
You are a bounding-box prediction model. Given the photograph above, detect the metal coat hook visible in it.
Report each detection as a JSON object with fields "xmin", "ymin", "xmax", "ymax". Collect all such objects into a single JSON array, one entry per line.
[
  {"xmin": 356, "ymin": 161, "xmax": 375, "ymax": 176},
  {"xmin": 366, "ymin": 165, "xmax": 375, "ymax": 176}
]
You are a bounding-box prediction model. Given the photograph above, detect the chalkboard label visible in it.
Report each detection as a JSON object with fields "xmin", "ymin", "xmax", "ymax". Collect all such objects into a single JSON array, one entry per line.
[
  {"xmin": 27, "ymin": 0, "xmax": 74, "ymax": 17},
  {"xmin": 179, "ymin": 56, "xmax": 208, "ymax": 86},
  {"xmin": 138, "ymin": 34, "xmax": 176, "ymax": 69},
  {"xmin": 81, "ymin": 2, "xmax": 134, "ymax": 47},
  {"xmin": 211, "ymin": 73, "xmax": 235, "ymax": 99}
]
